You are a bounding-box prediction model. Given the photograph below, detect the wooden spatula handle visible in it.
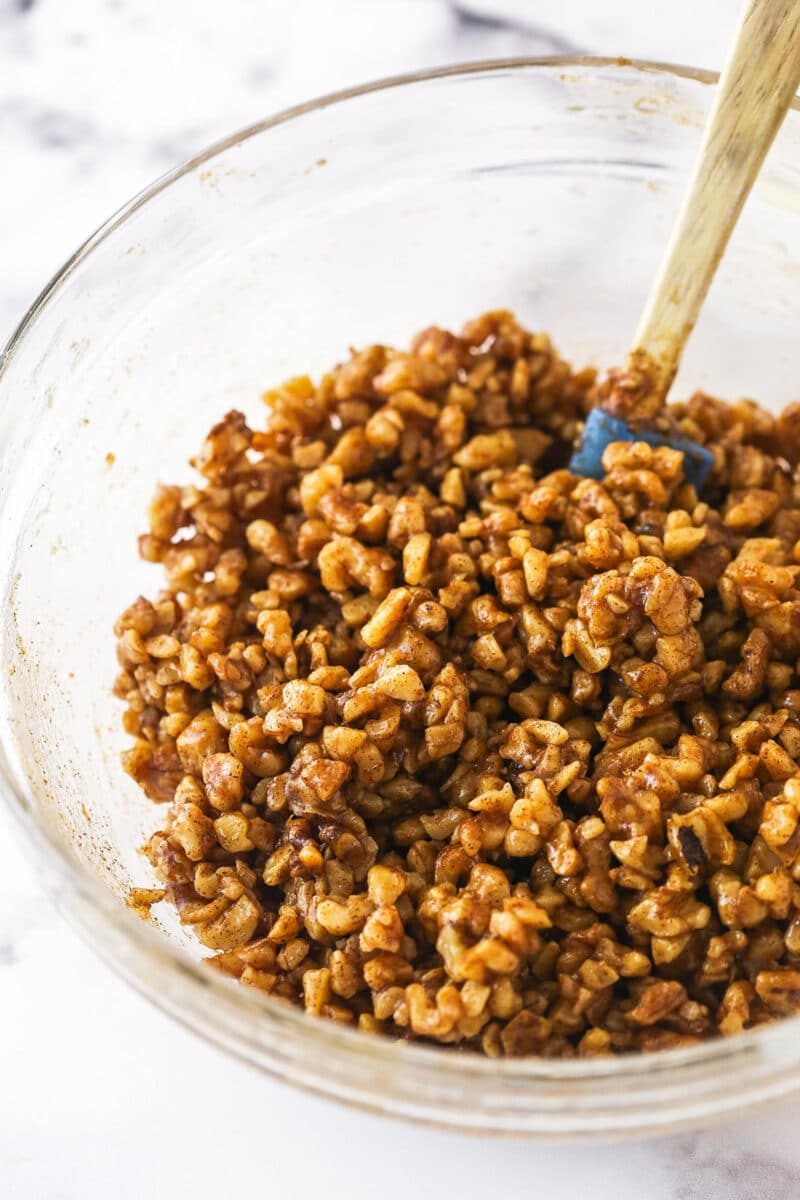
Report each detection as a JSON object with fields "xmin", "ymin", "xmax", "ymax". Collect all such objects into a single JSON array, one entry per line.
[{"xmin": 633, "ymin": 0, "xmax": 800, "ymax": 398}]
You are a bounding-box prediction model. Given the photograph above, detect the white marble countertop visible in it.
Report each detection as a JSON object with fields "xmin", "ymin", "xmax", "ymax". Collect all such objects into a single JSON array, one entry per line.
[{"xmin": 3, "ymin": 2, "xmax": 799, "ymax": 1196}]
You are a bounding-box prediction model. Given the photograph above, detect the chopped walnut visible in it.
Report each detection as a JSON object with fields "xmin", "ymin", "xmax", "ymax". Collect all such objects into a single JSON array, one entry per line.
[{"xmin": 119, "ymin": 311, "xmax": 800, "ymax": 1056}]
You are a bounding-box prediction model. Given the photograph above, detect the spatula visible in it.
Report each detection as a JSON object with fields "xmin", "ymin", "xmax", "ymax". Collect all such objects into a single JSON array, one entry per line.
[{"xmin": 570, "ymin": 0, "xmax": 800, "ymax": 491}]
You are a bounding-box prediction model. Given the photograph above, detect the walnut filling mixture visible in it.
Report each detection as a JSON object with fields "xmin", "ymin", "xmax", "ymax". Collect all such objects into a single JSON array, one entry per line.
[{"xmin": 115, "ymin": 310, "xmax": 800, "ymax": 1057}]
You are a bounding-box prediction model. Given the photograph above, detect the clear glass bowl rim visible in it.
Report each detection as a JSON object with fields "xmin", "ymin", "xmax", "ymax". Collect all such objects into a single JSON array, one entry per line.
[{"xmin": 3, "ymin": 54, "xmax": 800, "ymax": 1134}]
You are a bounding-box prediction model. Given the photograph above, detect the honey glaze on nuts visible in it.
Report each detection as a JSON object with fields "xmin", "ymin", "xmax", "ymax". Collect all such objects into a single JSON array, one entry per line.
[{"xmin": 114, "ymin": 311, "xmax": 800, "ymax": 1056}]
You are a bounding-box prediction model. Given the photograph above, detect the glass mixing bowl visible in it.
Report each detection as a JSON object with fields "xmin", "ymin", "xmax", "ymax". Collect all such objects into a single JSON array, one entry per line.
[{"xmin": 3, "ymin": 58, "xmax": 800, "ymax": 1139}]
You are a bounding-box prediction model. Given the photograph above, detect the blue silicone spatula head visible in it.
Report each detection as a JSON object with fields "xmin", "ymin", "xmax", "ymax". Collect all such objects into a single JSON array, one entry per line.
[{"xmin": 569, "ymin": 407, "xmax": 714, "ymax": 493}]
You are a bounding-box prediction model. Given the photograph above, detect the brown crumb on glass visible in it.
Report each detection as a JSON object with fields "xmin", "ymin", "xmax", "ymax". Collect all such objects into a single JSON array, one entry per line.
[{"xmin": 115, "ymin": 310, "xmax": 800, "ymax": 1056}]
